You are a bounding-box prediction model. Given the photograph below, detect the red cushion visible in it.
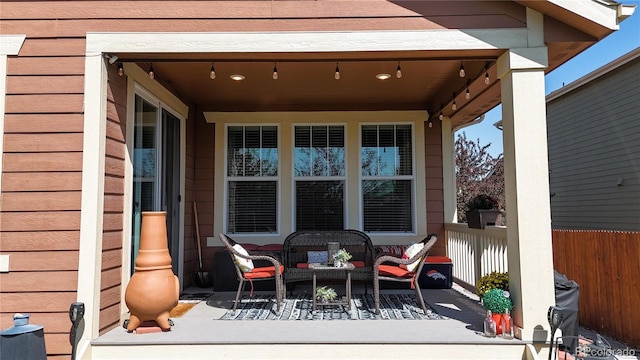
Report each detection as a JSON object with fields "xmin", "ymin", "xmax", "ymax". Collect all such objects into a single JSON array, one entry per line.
[
  {"xmin": 258, "ymin": 244, "xmax": 283, "ymax": 252},
  {"xmin": 426, "ymin": 256, "xmax": 452, "ymax": 263},
  {"xmin": 243, "ymin": 265, "xmax": 284, "ymax": 279},
  {"xmin": 378, "ymin": 264, "xmax": 412, "ymax": 277},
  {"xmin": 240, "ymin": 243, "xmax": 260, "ymax": 251}
]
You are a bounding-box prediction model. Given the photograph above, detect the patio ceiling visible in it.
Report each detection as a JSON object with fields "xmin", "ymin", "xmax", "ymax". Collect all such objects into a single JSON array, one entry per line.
[
  {"xmin": 110, "ymin": 0, "xmax": 624, "ymax": 129},
  {"xmin": 120, "ymin": 50, "xmax": 505, "ymax": 128},
  {"xmin": 106, "ymin": 0, "xmax": 630, "ymax": 128}
]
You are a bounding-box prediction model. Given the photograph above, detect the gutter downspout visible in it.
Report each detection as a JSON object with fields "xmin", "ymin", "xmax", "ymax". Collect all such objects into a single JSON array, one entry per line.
[
  {"xmin": 453, "ymin": 114, "xmax": 485, "ymax": 133},
  {"xmin": 617, "ymin": 3, "xmax": 636, "ymax": 24}
]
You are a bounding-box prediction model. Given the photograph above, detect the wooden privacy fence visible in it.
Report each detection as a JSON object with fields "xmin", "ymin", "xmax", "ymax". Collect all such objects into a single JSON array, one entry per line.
[{"xmin": 552, "ymin": 230, "xmax": 640, "ymax": 348}]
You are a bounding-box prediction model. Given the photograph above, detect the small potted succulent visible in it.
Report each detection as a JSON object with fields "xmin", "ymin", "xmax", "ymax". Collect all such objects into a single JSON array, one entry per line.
[
  {"xmin": 465, "ymin": 194, "xmax": 502, "ymax": 229},
  {"xmin": 332, "ymin": 248, "xmax": 352, "ymax": 267},
  {"xmin": 316, "ymin": 286, "xmax": 338, "ymax": 303}
]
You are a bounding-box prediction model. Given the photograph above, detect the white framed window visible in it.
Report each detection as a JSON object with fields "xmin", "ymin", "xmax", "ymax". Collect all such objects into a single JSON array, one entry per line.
[
  {"xmin": 293, "ymin": 125, "xmax": 345, "ymax": 230},
  {"xmin": 361, "ymin": 124, "xmax": 415, "ymax": 233},
  {"xmin": 225, "ymin": 125, "xmax": 279, "ymax": 234},
  {"xmin": 210, "ymin": 111, "xmax": 426, "ymax": 242}
]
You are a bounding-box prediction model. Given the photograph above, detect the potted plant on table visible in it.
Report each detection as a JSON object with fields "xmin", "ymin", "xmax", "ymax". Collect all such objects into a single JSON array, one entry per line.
[
  {"xmin": 465, "ymin": 194, "xmax": 502, "ymax": 229},
  {"xmin": 332, "ymin": 248, "xmax": 352, "ymax": 267}
]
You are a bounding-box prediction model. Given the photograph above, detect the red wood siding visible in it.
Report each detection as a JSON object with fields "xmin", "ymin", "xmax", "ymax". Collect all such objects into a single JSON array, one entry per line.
[
  {"xmin": 1, "ymin": 32, "xmax": 85, "ymax": 353},
  {"xmin": 192, "ymin": 112, "xmax": 216, "ymax": 282},
  {"xmin": 182, "ymin": 105, "xmax": 198, "ymax": 287},
  {"xmin": 99, "ymin": 64, "xmax": 128, "ymax": 335},
  {"xmin": 425, "ymin": 120, "xmax": 446, "ymax": 256}
]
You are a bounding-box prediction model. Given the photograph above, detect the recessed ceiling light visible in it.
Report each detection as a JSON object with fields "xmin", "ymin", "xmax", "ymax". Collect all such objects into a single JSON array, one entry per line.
[
  {"xmin": 376, "ymin": 73, "xmax": 391, "ymax": 80},
  {"xmin": 230, "ymin": 74, "xmax": 245, "ymax": 81}
]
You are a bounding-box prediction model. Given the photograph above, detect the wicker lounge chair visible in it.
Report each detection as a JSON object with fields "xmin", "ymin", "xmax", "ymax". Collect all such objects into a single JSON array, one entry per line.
[
  {"xmin": 219, "ymin": 233, "xmax": 285, "ymax": 312},
  {"xmin": 282, "ymin": 230, "xmax": 375, "ymax": 289},
  {"xmin": 373, "ymin": 234, "xmax": 438, "ymax": 315}
]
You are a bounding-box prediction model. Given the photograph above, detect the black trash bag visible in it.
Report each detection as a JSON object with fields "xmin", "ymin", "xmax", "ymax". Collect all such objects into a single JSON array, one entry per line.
[{"xmin": 554, "ymin": 270, "xmax": 580, "ymax": 353}]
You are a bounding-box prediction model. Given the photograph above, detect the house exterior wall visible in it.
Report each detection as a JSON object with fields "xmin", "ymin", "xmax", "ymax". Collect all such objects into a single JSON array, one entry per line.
[
  {"xmin": 0, "ymin": 0, "xmax": 625, "ymax": 358},
  {"xmin": 547, "ymin": 49, "xmax": 640, "ymax": 231}
]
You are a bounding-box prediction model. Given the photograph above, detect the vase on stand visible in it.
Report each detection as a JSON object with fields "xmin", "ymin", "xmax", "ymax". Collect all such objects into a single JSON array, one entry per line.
[
  {"xmin": 124, "ymin": 211, "xmax": 179, "ymax": 332},
  {"xmin": 327, "ymin": 242, "xmax": 340, "ymax": 266}
]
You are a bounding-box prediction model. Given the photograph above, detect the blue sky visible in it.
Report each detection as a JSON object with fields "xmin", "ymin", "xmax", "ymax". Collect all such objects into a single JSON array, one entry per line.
[{"xmin": 458, "ymin": 1, "xmax": 640, "ymax": 156}]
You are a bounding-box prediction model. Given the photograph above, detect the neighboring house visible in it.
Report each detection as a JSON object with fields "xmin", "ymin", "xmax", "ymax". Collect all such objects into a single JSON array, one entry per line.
[
  {"xmin": 0, "ymin": 1, "xmax": 634, "ymax": 359},
  {"xmin": 547, "ymin": 47, "xmax": 640, "ymax": 231}
]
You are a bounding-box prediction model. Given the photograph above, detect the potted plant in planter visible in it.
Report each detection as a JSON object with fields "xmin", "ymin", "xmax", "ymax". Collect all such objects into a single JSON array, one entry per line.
[
  {"xmin": 477, "ymin": 271, "xmax": 509, "ymax": 298},
  {"xmin": 482, "ymin": 288, "xmax": 514, "ymax": 337},
  {"xmin": 465, "ymin": 194, "xmax": 502, "ymax": 229},
  {"xmin": 332, "ymin": 248, "xmax": 352, "ymax": 267},
  {"xmin": 316, "ymin": 286, "xmax": 338, "ymax": 303}
]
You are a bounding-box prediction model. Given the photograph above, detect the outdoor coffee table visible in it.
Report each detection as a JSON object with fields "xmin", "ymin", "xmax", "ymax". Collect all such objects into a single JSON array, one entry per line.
[{"xmin": 309, "ymin": 262, "xmax": 355, "ymax": 313}]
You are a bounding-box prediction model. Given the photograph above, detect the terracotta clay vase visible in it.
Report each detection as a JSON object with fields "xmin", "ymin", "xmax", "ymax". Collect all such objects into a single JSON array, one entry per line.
[{"xmin": 125, "ymin": 211, "xmax": 179, "ymax": 332}]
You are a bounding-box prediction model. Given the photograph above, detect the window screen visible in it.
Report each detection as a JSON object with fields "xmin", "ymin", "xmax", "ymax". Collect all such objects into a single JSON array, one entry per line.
[
  {"xmin": 226, "ymin": 125, "xmax": 278, "ymax": 234},
  {"xmin": 361, "ymin": 124, "xmax": 414, "ymax": 232},
  {"xmin": 294, "ymin": 125, "xmax": 345, "ymax": 230}
]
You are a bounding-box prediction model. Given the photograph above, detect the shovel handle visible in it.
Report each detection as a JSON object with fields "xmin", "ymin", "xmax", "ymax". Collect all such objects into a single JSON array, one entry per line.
[{"xmin": 193, "ymin": 201, "xmax": 203, "ymax": 269}]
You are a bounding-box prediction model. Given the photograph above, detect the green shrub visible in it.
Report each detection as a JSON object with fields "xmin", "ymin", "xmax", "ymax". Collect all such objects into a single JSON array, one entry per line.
[
  {"xmin": 482, "ymin": 288, "xmax": 513, "ymax": 314},
  {"xmin": 477, "ymin": 271, "xmax": 509, "ymax": 297}
]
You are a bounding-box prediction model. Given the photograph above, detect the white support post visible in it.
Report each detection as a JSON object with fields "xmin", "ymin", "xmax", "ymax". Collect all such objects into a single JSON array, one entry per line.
[
  {"xmin": 498, "ymin": 45, "xmax": 555, "ymax": 342},
  {"xmin": 76, "ymin": 48, "xmax": 108, "ymax": 358},
  {"xmin": 441, "ymin": 116, "xmax": 457, "ymax": 224}
]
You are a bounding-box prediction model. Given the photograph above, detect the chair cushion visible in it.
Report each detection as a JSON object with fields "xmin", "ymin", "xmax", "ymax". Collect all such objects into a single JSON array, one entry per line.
[
  {"xmin": 400, "ymin": 242, "xmax": 424, "ymax": 272},
  {"xmin": 378, "ymin": 264, "xmax": 412, "ymax": 278},
  {"xmin": 258, "ymin": 244, "xmax": 283, "ymax": 252},
  {"xmin": 243, "ymin": 265, "xmax": 284, "ymax": 279},
  {"xmin": 240, "ymin": 243, "xmax": 260, "ymax": 251},
  {"xmin": 232, "ymin": 244, "xmax": 254, "ymax": 272}
]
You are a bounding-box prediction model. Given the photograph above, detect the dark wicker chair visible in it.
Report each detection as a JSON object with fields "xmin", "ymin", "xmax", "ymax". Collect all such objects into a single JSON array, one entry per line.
[
  {"xmin": 282, "ymin": 230, "xmax": 375, "ymax": 289},
  {"xmin": 218, "ymin": 233, "xmax": 285, "ymax": 312},
  {"xmin": 373, "ymin": 234, "xmax": 438, "ymax": 315}
]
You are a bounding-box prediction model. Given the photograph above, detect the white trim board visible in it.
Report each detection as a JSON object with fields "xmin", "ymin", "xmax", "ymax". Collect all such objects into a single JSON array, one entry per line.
[
  {"xmin": 0, "ymin": 35, "xmax": 26, "ymax": 193},
  {"xmin": 86, "ymin": 29, "xmax": 529, "ymax": 55}
]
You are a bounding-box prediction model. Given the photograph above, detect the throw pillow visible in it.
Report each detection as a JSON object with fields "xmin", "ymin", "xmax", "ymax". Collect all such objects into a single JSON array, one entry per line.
[
  {"xmin": 400, "ymin": 242, "xmax": 424, "ymax": 272},
  {"xmin": 232, "ymin": 244, "xmax": 254, "ymax": 272},
  {"xmin": 376, "ymin": 245, "xmax": 405, "ymax": 256},
  {"xmin": 307, "ymin": 251, "xmax": 328, "ymax": 264}
]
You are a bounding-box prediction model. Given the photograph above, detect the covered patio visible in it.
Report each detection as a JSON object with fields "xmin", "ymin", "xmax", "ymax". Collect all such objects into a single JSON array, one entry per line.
[
  {"xmin": 69, "ymin": 2, "xmax": 633, "ymax": 359},
  {"xmin": 91, "ymin": 284, "xmax": 534, "ymax": 359}
]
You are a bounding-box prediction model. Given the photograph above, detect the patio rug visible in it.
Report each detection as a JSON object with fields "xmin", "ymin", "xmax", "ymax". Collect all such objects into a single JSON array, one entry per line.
[{"xmin": 219, "ymin": 294, "xmax": 443, "ymax": 320}]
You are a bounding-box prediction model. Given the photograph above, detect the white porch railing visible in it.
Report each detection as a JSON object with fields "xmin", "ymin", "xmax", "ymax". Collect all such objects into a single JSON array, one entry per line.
[{"xmin": 445, "ymin": 223, "xmax": 508, "ymax": 291}]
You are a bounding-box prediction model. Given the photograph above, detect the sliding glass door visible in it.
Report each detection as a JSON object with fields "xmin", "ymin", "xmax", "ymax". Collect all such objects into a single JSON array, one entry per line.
[{"xmin": 132, "ymin": 94, "xmax": 182, "ymax": 275}]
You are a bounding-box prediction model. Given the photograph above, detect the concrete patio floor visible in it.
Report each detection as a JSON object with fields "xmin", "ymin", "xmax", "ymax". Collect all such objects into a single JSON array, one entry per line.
[
  {"xmin": 93, "ymin": 283, "xmax": 523, "ymax": 346},
  {"xmin": 90, "ymin": 283, "xmax": 637, "ymax": 360}
]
